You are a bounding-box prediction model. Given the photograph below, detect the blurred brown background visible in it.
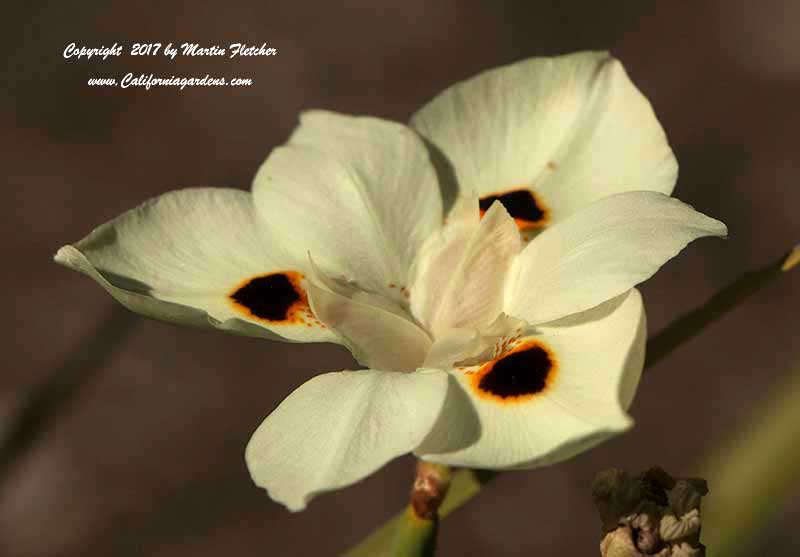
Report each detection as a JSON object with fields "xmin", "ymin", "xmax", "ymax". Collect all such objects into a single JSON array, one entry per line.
[{"xmin": 2, "ymin": 1, "xmax": 798, "ymax": 555}]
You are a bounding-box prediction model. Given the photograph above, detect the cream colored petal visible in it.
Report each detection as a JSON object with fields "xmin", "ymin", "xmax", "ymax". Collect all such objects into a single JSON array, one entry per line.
[
  {"xmin": 246, "ymin": 368, "xmax": 449, "ymax": 511},
  {"xmin": 411, "ymin": 51, "xmax": 678, "ymax": 224},
  {"xmin": 509, "ymin": 191, "xmax": 727, "ymax": 324},
  {"xmin": 417, "ymin": 290, "xmax": 645, "ymax": 469},
  {"xmin": 253, "ymin": 111, "xmax": 443, "ymax": 305},
  {"xmin": 55, "ymin": 188, "xmax": 337, "ymax": 343}
]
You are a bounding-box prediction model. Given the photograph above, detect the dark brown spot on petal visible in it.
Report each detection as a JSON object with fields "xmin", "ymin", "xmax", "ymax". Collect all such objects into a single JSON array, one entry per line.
[
  {"xmin": 472, "ymin": 341, "xmax": 557, "ymax": 403},
  {"xmin": 229, "ymin": 271, "xmax": 309, "ymax": 324},
  {"xmin": 479, "ymin": 188, "xmax": 548, "ymax": 229}
]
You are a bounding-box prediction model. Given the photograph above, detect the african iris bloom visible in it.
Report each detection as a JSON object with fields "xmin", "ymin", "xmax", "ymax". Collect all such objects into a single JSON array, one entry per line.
[{"xmin": 55, "ymin": 52, "xmax": 726, "ymax": 511}]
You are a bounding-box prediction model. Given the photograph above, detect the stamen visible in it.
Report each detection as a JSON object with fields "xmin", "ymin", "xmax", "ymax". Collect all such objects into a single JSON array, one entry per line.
[
  {"xmin": 471, "ymin": 340, "xmax": 557, "ymax": 403},
  {"xmin": 479, "ymin": 188, "xmax": 548, "ymax": 229},
  {"xmin": 229, "ymin": 271, "xmax": 310, "ymax": 324}
]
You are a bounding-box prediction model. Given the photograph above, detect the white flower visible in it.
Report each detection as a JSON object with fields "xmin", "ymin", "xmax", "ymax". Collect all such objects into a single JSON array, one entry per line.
[{"xmin": 55, "ymin": 52, "xmax": 727, "ymax": 512}]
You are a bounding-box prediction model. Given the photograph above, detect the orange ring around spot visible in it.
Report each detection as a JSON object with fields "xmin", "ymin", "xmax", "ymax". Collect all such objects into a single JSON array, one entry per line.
[
  {"xmin": 469, "ymin": 340, "xmax": 558, "ymax": 404},
  {"xmin": 228, "ymin": 271, "xmax": 310, "ymax": 325}
]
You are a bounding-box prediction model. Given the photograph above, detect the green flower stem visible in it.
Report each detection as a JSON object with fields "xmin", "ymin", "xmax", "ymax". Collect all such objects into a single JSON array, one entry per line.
[
  {"xmin": 645, "ymin": 246, "xmax": 798, "ymax": 369},
  {"xmin": 388, "ymin": 506, "xmax": 438, "ymax": 557},
  {"xmin": 701, "ymin": 360, "xmax": 800, "ymax": 555},
  {"xmin": 344, "ymin": 469, "xmax": 495, "ymax": 557},
  {"xmin": 344, "ymin": 246, "xmax": 799, "ymax": 557},
  {"xmin": 0, "ymin": 304, "xmax": 137, "ymax": 482},
  {"xmin": 438, "ymin": 469, "xmax": 497, "ymax": 518}
]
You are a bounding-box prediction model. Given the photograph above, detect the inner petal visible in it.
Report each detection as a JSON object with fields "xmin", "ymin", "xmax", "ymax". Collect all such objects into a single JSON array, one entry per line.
[
  {"xmin": 412, "ymin": 200, "xmax": 521, "ymax": 336},
  {"xmin": 423, "ymin": 328, "xmax": 480, "ymax": 369},
  {"xmin": 423, "ymin": 313, "xmax": 526, "ymax": 370},
  {"xmin": 306, "ymin": 259, "xmax": 432, "ymax": 372},
  {"xmin": 479, "ymin": 188, "xmax": 548, "ymax": 230}
]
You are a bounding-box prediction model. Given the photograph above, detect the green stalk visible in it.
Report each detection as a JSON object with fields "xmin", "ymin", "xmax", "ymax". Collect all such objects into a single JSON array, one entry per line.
[
  {"xmin": 702, "ymin": 362, "xmax": 800, "ymax": 555},
  {"xmin": 646, "ymin": 246, "xmax": 798, "ymax": 368},
  {"xmin": 344, "ymin": 469, "xmax": 494, "ymax": 557},
  {"xmin": 389, "ymin": 506, "xmax": 438, "ymax": 557}
]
